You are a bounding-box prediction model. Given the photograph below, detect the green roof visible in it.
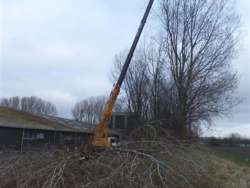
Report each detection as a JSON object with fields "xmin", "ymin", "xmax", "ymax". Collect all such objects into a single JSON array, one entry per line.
[{"xmin": 0, "ymin": 107, "xmax": 93, "ymax": 133}]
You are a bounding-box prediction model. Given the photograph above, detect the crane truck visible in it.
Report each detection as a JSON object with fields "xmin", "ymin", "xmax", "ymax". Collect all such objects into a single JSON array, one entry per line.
[{"xmin": 92, "ymin": 0, "xmax": 154, "ymax": 148}]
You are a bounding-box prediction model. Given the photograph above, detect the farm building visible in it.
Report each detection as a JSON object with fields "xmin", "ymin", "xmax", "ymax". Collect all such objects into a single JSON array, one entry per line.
[
  {"xmin": 109, "ymin": 112, "xmax": 139, "ymax": 130},
  {"xmin": 0, "ymin": 107, "xmax": 94, "ymax": 151}
]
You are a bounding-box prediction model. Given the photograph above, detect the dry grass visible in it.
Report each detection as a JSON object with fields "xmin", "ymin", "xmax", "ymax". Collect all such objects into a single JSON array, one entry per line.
[{"xmin": 210, "ymin": 157, "xmax": 250, "ymax": 188}]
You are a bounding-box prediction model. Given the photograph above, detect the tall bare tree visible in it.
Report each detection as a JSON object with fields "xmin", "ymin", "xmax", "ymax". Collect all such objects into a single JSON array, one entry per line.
[
  {"xmin": 112, "ymin": 48, "xmax": 150, "ymax": 120},
  {"xmin": 146, "ymin": 39, "xmax": 166, "ymax": 120},
  {"xmin": 112, "ymin": 41, "xmax": 176, "ymax": 122},
  {"xmin": 160, "ymin": 0, "xmax": 239, "ymax": 138}
]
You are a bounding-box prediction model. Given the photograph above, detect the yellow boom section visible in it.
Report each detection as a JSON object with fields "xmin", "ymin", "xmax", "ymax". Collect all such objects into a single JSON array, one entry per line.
[{"xmin": 92, "ymin": 85, "xmax": 120, "ymax": 147}]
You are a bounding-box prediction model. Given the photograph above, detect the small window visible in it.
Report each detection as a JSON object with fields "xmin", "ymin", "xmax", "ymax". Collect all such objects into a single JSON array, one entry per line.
[
  {"xmin": 37, "ymin": 133, "xmax": 44, "ymax": 139},
  {"xmin": 23, "ymin": 132, "xmax": 45, "ymax": 140}
]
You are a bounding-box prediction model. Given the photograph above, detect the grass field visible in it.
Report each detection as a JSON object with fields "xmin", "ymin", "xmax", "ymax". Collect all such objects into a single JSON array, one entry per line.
[{"xmin": 209, "ymin": 146, "xmax": 250, "ymax": 166}]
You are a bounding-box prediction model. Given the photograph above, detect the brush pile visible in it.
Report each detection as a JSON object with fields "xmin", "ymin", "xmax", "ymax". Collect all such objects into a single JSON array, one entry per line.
[{"xmin": 0, "ymin": 125, "xmax": 249, "ymax": 188}]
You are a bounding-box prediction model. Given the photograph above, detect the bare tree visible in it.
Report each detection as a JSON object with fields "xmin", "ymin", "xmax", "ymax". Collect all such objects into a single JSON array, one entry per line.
[
  {"xmin": 72, "ymin": 96, "xmax": 106, "ymax": 124},
  {"xmin": 112, "ymin": 40, "xmax": 179, "ymax": 124},
  {"xmin": 0, "ymin": 98, "xmax": 10, "ymax": 108},
  {"xmin": 20, "ymin": 96, "xmax": 56, "ymax": 115},
  {"xmin": 112, "ymin": 48, "xmax": 151, "ymax": 120},
  {"xmin": 0, "ymin": 96, "xmax": 57, "ymax": 116},
  {"xmin": 110, "ymin": 0, "xmax": 239, "ymax": 138},
  {"xmin": 160, "ymin": 0, "xmax": 239, "ymax": 138},
  {"xmin": 9, "ymin": 96, "xmax": 20, "ymax": 110},
  {"xmin": 146, "ymin": 39, "xmax": 166, "ymax": 120}
]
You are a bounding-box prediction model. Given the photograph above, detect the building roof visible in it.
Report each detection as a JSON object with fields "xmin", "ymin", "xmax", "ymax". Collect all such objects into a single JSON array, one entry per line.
[
  {"xmin": 0, "ymin": 107, "xmax": 94, "ymax": 133},
  {"xmin": 41, "ymin": 115, "xmax": 95, "ymax": 133}
]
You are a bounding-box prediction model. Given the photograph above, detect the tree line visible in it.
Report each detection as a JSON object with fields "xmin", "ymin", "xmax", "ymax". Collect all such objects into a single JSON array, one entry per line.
[
  {"xmin": 0, "ymin": 96, "xmax": 57, "ymax": 116},
  {"xmin": 206, "ymin": 133, "xmax": 250, "ymax": 147},
  {"xmin": 72, "ymin": 96, "xmax": 106, "ymax": 124},
  {"xmin": 110, "ymin": 0, "xmax": 239, "ymax": 139},
  {"xmin": 71, "ymin": 96, "xmax": 123, "ymax": 124}
]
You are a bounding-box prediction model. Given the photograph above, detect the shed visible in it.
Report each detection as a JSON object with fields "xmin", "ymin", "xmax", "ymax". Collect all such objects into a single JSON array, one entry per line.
[{"xmin": 0, "ymin": 107, "xmax": 93, "ymax": 151}]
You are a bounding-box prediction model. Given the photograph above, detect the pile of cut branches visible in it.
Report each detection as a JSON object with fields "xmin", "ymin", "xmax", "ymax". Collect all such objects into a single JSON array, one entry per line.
[{"xmin": 0, "ymin": 126, "xmax": 246, "ymax": 188}]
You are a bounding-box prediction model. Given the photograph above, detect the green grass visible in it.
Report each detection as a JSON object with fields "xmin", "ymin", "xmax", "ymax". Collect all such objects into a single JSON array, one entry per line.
[
  {"xmin": 208, "ymin": 146, "xmax": 250, "ymax": 166},
  {"xmin": 0, "ymin": 107, "xmax": 75, "ymax": 131}
]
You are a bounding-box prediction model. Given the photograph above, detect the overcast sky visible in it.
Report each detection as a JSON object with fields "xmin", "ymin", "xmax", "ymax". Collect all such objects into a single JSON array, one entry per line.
[{"xmin": 0, "ymin": 0, "xmax": 249, "ymax": 137}]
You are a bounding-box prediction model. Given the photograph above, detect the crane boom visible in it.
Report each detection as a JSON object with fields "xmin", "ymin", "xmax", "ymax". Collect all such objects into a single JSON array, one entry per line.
[{"xmin": 93, "ymin": 0, "xmax": 154, "ymax": 148}]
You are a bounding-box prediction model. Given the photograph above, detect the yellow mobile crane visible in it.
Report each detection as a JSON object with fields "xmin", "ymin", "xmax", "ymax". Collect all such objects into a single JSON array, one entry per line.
[{"xmin": 92, "ymin": 0, "xmax": 154, "ymax": 148}]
